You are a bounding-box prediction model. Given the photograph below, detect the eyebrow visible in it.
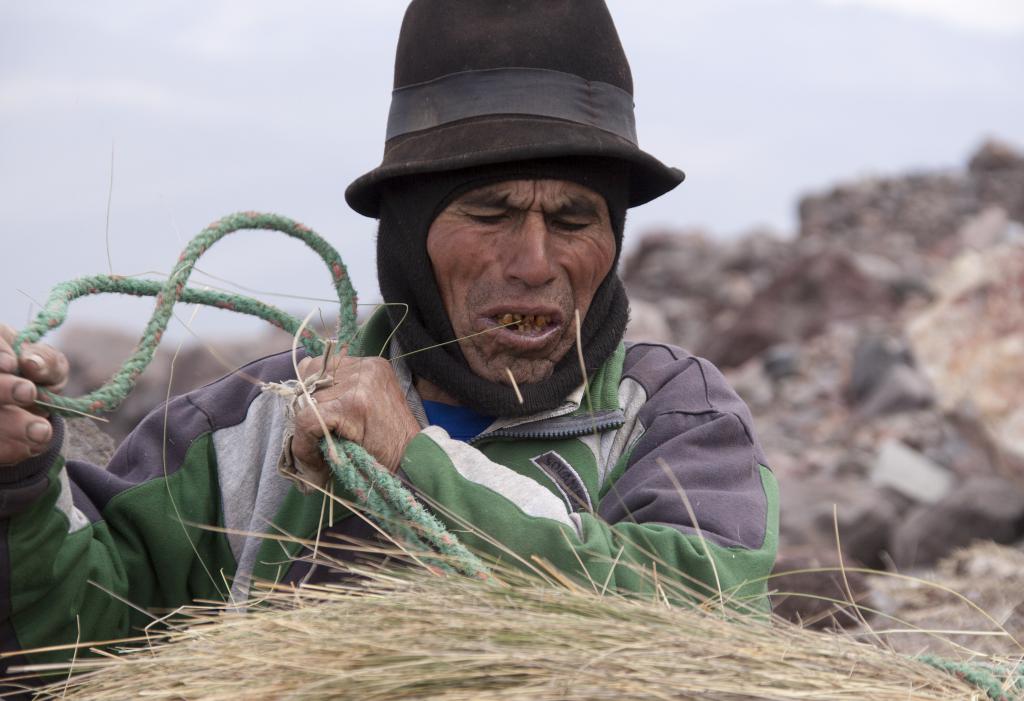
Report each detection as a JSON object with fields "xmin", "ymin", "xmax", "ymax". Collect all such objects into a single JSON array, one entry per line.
[{"xmin": 457, "ymin": 190, "xmax": 601, "ymax": 219}]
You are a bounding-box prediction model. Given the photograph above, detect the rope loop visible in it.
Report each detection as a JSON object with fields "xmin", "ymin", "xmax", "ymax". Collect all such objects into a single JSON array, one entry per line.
[
  {"xmin": 919, "ymin": 654, "xmax": 1024, "ymax": 701},
  {"xmin": 14, "ymin": 211, "xmax": 487, "ymax": 579}
]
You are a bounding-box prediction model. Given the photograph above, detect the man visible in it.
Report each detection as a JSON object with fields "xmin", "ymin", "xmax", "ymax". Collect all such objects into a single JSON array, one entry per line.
[{"xmin": 0, "ymin": 0, "xmax": 778, "ymax": 670}]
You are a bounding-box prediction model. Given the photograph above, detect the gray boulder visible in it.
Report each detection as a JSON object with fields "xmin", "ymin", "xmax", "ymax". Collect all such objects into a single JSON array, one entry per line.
[
  {"xmin": 853, "ymin": 364, "xmax": 933, "ymax": 419},
  {"xmin": 771, "ymin": 546, "xmax": 873, "ymax": 630},
  {"xmin": 969, "ymin": 139, "xmax": 1024, "ymax": 224},
  {"xmin": 624, "ymin": 299, "xmax": 673, "ymax": 345},
  {"xmin": 778, "ymin": 476, "xmax": 909, "ymax": 569},
  {"xmin": 698, "ymin": 243, "xmax": 913, "ymax": 368},
  {"xmin": 889, "ymin": 476, "xmax": 1024, "ymax": 569},
  {"xmin": 871, "ymin": 438, "xmax": 955, "ymax": 504},
  {"xmin": 845, "ymin": 331, "xmax": 933, "ymax": 419},
  {"xmin": 63, "ymin": 417, "xmax": 117, "ymax": 466}
]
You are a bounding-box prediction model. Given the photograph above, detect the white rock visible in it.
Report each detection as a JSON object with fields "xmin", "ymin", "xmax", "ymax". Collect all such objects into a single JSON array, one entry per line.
[
  {"xmin": 871, "ymin": 438, "xmax": 955, "ymax": 504},
  {"xmin": 625, "ymin": 298, "xmax": 674, "ymax": 344}
]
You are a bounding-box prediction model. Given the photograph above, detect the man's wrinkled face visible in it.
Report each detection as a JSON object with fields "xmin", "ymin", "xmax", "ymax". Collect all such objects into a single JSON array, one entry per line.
[{"xmin": 427, "ymin": 179, "xmax": 617, "ymax": 386}]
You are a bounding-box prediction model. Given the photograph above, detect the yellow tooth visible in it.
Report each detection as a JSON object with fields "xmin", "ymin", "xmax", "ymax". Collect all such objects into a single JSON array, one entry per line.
[
  {"xmin": 537, "ymin": 315, "xmax": 548, "ymax": 327},
  {"xmin": 517, "ymin": 323, "xmax": 526, "ymax": 332},
  {"xmin": 524, "ymin": 314, "xmax": 535, "ymax": 327},
  {"xmin": 500, "ymin": 313, "xmax": 514, "ymax": 325},
  {"xmin": 513, "ymin": 313, "xmax": 524, "ymax": 322}
]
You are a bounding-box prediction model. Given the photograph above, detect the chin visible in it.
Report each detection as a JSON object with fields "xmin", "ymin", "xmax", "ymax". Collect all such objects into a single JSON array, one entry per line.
[{"xmin": 466, "ymin": 351, "xmax": 559, "ymax": 386}]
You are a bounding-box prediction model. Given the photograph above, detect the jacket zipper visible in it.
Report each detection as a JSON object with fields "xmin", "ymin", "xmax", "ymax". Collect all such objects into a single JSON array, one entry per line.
[{"xmin": 468, "ymin": 417, "xmax": 625, "ymax": 445}]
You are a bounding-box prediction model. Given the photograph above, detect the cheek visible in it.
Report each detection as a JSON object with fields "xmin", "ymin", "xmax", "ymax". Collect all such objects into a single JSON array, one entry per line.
[
  {"xmin": 426, "ymin": 225, "xmax": 491, "ymax": 325},
  {"xmin": 565, "ymin": 238, "xmax": 616, "ymax": 305}
]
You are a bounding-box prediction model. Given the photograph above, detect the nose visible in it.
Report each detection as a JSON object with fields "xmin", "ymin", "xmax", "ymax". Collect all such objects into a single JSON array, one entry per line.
[{"xmin": 503, "ymin": 211, "xmax": 557, "ymax": 288}]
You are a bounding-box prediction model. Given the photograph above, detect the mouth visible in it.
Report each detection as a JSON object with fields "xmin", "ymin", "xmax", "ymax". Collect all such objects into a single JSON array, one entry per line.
[
  {"xmin": 476, "ymin": 307, "xmax": 565, "ymax": 350},
  {"xmin": 493, "ymin": 312, "xmax": 558, "ymax": 336}
]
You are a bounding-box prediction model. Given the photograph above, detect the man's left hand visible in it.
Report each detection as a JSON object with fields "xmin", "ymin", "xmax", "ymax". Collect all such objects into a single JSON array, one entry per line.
[{"xmin": 292, "ymin": 353, "xmax": 421, "ymax": 474}]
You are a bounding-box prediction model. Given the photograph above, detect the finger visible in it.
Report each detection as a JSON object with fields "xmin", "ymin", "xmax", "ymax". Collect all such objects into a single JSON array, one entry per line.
[
  {"xmin": 291, "ymin": 406, "xmax": 329, "ymax": 467},
  {"xmin": 17, "ymin": 342, "xmax": 70, "ymax": 388},
  {"xmin": 0, "ymin": 406, "xmax": 53, "ymax": 465},
  {"xmin": 300, "ymin": 350, "xmax": 355, "ymax": 380},
  {"xmin": 0, "ymin": 325, "xmax": 18, "ymax": 374},
  {"xmin": 297, "ymin": 355, "xmax": 317, "ymax": 378},
  {"xmin": 0, "ymin": 374, "xmax": 38, "ymax": 408},
  {"xmin": 314, "ymin": 394, "xmax": 364, "ymax": 446}
]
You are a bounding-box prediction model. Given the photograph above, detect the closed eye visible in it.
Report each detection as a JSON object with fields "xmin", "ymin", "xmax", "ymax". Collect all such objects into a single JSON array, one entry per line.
[
  {"xmin": 468, "ymin": 213, "xmax": 509, "ymax": 225},
  {"xmin": 549, "ymin": 218, "xmax": 590, "ymax": 231}
]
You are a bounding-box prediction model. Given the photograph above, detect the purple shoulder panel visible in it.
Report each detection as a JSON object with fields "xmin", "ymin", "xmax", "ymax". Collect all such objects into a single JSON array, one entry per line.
[
  {"xmin": 622, "ymin": 342, "xmax": 766, "ymax": 466},
  {"xmin": 601, "ymin": 342, "xmax": 771, "ymax": 550},
  {"xmin": 186, "ymin": 349, "xmax": 301, "ymax": 430},
  {"xmin": 69, "ymin": 350, "xmax": 299, "ymax": 513}
]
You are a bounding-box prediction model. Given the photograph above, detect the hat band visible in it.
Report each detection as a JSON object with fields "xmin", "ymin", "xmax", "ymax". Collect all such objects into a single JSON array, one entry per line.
[{"xmin": 385, "ymin": 67, "xmax": 638, "ymax": 145}]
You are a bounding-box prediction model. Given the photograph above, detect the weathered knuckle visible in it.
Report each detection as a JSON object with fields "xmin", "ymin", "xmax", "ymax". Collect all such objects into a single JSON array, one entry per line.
[
  {"xmin": 22, "ymin": 342, "xmax": 45, "ymax": 359},
  {"xmin": 293, "ymin": 409, "xmax": 316, "ymax": 432},
  {"xmin": 313, "ymin": 393, "xmax": 343, "ymax": 414},
  {"xmin": 0, "ymin": 412, "xmax": 32, "ymax": 461},
  {"xmin": 0, "ymin": 376, "xmax": 16, "ymax": 405},
  {"xmin": 313, "ymin": 383, "xmax": 345, "ymax": 402},
  {"xmin": 332, "ymin": 356, "xmax": 358, "ymax": 374},
  {"xmin": 291, "ymin": 434, "xmax": 312, "ymax": 459},
  {"xmin": 367, "ymin": 358, "xmax": 393, "ymax": 376},
  {"xmin": 40, "ymin": 347, "xmax": 65, "ymax": 377},
  {"xmin": 328, "ymin": 353, "xmax": 351, "ymax": 370},
  {"xmin": 19, "ymin": 343, "xmax": 60, "ymax": 380}
]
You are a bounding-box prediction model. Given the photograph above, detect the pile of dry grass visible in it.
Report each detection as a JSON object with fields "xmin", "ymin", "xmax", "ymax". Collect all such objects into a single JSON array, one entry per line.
[
  {"xmin": 18, "ymin": 558, "xmax": 1016, "ymax": 701},
  {"xmin": 869, "ymin": 542, "xmax": 1024, "ymax": 658}
]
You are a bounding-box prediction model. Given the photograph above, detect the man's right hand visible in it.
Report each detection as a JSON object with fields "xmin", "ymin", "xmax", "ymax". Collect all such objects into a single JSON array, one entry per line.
[{"xmin": 0, "ymin": 324, "xmax": 69, "ymax": 465}]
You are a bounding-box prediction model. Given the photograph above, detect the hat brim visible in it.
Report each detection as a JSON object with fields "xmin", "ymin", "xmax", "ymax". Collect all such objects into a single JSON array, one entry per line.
[{"xmin": 345, "ymin": 115, "xmax": 685, "ymax": 218}]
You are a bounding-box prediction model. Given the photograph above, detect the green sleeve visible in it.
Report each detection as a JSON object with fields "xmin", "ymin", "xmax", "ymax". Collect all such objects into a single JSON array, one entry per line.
[
  {"xmin": 400, "ymin": 431, "xmax": 778, "ymax": 612},
  {"xmin": 4, "ymin": 433, "xmax": 235, "ymax": 667}
]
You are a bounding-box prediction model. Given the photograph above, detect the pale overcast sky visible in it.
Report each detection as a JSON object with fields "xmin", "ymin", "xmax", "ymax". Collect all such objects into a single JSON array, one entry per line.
[{"xmin": 1, "ymin": 1, "xmax": 1022, "ymax": 340}]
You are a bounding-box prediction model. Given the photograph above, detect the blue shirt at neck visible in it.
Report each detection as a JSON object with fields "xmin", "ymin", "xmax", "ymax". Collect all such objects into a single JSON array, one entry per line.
[{"xmin": 422, "ymin": 400, "xmax": 495, "ymax": 442}]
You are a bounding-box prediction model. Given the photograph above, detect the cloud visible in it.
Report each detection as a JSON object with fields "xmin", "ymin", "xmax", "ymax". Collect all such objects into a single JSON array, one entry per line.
[{"xmin": 818, "ymin": 0, "xmax": 1024, "ymax": 35}]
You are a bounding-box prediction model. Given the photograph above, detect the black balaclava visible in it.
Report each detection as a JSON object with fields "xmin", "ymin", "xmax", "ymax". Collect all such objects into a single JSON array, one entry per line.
[{"xmin": 376, "ymin": 157, "xmax": 631, "ymax": 417}]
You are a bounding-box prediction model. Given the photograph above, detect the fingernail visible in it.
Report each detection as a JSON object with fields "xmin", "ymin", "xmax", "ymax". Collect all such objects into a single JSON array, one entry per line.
[
  {"xmin": 23, "ymin": 354, "xmax": 43, "ymax": 372},
  {"xmin": 0, "ymin": 354, "xmax": 16, "ymax": 373},
  {"xmin": 27, "ymin": 421, "xmax": 52, "ymax": 444},
  {"xmin": 13, "ymin": 381, "xmax": 36, "ymax": 404}
]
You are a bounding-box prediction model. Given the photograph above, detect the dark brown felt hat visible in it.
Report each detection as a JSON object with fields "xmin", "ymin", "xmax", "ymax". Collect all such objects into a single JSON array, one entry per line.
[{"xmin": 345, "ymin": 0, "xmax": 685, "ymax": 218}]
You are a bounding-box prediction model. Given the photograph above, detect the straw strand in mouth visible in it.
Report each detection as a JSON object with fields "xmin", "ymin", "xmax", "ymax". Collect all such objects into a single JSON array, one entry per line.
[{"xmin": 505, "ymin": 367, "xmax": 524, "ymax": 404}]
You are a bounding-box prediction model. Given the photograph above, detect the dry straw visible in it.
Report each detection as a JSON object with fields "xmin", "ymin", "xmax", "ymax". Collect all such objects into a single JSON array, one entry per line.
[{"xmin": 15, "ymin": 549, "xmax": 1014, "ymax": 701}]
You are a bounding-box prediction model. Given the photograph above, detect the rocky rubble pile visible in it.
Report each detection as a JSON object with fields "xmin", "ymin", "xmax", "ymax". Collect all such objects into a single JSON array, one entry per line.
[{"xmin": 623, "ymin": 140, "xmax": 1024, "ymax": 641}]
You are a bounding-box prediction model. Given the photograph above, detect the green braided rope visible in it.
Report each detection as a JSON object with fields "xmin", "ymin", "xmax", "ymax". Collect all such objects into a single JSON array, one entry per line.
[
  {"xmin": 919, "ymin": 654, "xmax": 1024, "ymax": 700},
  {"xmin": 13, "ymin": 211, "xmax": 488, "ymax": 580},
  {"xmin": 14, "ymin": 212, "xmax": 348, "ymax": 414},
  {"xmin": 327, "ymin": 437, "xmax": 481, "ymax": 573}
]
